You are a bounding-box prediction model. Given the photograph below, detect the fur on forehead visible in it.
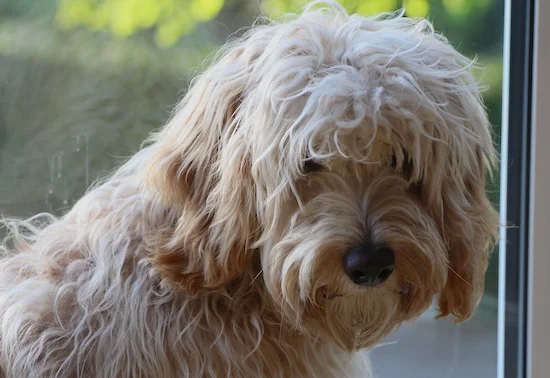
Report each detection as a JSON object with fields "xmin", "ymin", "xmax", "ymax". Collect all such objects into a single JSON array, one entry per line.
[{"xmin": 213, "ymin": 2, "xmax": 496, "ymax": 182}]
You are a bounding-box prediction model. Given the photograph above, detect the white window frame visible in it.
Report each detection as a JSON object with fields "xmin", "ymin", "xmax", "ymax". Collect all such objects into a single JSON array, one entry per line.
[{"xmin": 527, "ymin": 0, "xmax": 550, "ymax": 377}]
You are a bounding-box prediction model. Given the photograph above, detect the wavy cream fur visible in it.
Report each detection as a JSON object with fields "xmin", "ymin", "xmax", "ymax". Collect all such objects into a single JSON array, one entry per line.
[{"xmin": 0, "ymin": 2, "xmax": 498, "ymax": 377}]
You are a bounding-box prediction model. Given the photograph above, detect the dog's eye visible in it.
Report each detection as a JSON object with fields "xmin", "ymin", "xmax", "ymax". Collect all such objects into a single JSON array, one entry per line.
[
  {"xmin": 402, "ymin": 152, "xmax": 414, "ymax": 179},
  {"xmin": 303, "ymin": 160, "xmax": 323, "ymax": 174},
  {"xmin": 391, "ymin": 153, "xmax": 414, "ymax": 181},
  {"xmin": 390, "ymin": 155, "xmax": 397, "ymax": 169},
  {"xmin": 403, "ymin": 159, "xmax": 414, "ymax": 180}
]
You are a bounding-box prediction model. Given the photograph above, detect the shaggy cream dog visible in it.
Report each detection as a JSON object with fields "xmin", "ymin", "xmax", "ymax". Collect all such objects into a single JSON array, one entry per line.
[{"xmin": 0, "ymin": 2, "xmax": 498, "ymax": 377}]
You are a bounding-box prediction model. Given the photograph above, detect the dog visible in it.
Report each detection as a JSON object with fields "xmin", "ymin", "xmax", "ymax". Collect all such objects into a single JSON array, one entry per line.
[{"xmin": 0, "ymin": 1, "xmax": 498, "ymax": 377}]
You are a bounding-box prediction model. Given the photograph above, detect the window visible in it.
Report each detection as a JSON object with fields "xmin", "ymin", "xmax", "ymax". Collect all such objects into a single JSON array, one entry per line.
[{"xmin": 1, "ymin": 0, "xmax": 541, "ymax": 377}]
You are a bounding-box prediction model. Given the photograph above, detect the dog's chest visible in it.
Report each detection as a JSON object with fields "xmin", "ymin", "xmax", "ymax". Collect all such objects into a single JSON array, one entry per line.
[{"xmin": 157, "ymin": 299, "xmax": 372, "ymax": 378}]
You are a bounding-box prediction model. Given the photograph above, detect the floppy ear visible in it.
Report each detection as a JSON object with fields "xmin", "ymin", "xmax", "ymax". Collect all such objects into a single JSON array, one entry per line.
[
  {"xmin": 436, "ymin": 146, "xmax": 499, "ymax": 321},
  {"xmin": 410, "ymin": 61, "xmax": 500, "ymax": 321},
  {"xmin": 144, "ymin": 47, "xmax": 259, "ymax": 293}
]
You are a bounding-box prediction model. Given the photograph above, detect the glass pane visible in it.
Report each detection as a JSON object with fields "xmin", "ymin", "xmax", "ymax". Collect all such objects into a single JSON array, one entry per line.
[
  {"xmin": 366, "ymin": 1, "xmax": 504, "ymax": 377},
  {"xmin": 0, "ymin": 1, "xmax": 504, "ymax": 377}
]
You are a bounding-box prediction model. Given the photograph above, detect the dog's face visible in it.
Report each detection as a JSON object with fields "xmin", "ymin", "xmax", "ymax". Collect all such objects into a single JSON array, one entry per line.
[{"xmin": 147, "ymin": 3, "xmax": 498, "ymax": 352}]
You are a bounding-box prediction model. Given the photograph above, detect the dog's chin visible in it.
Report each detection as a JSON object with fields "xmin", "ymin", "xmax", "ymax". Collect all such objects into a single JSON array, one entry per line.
[
  {"xmin": 315, "ymin": 290, "xmax": 401, "ymax": 352},
  {"xmin": 295, "ymin": 281, "xmax": 437, "ymax": 352}
]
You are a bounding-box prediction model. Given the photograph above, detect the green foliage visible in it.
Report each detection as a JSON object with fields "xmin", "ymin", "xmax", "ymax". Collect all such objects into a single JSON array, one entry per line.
[
  {"xmin": 56, "ymin": 0, "xmax": 225, "ymax": 47},
  {"xmin": 442, "ymin": 0, "xmax": 493, "ymax": 19},
  {"xmin": 262, "ymin": 0, "xmax": 495, "ymax": 22},
  {"xmin": 54, "ymin": 0, "xmax": 498, "ymax": 48},
  {"xmin": 262, "ymin": 0, "xmax": 429, "ymax": 18}
]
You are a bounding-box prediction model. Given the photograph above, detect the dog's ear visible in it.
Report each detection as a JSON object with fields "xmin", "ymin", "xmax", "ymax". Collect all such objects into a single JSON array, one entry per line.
[
  {"xmin": 436, "ymin": 146, "xmax": 498, "ymax": 321},
  {"xmin": 145, "ymin": 46, "xmax": 248, "ymax": 208},
  {"xmin": 145, "ymin": 47, "xmax": 260, "ymax": 293}
]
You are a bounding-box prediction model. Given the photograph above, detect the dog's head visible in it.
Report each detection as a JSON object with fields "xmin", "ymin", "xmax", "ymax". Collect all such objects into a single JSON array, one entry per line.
[{"xmin": 146, "ymin": 1, "xmax": 498, "ymax": 351}]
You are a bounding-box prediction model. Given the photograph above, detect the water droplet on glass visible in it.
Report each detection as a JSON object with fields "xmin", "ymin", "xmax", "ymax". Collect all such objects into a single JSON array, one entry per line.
[{"xmin": 63, "ymin": 181, "xmax": 69, "ymax": 206}]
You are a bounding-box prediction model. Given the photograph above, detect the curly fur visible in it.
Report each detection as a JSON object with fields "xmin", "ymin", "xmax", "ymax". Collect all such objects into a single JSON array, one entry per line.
[{"xmin": 0, "ymin": 2, "xmax": 498, "ymax": 377}]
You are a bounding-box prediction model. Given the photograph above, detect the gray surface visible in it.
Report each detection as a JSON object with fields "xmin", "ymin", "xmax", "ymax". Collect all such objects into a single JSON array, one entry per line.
[{"xmin": 371, "ymin": 303, "xmax": 498, "ymax": 378}]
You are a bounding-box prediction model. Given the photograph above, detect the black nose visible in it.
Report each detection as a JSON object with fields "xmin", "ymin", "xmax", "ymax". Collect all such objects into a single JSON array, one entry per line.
[{"xmin": 343, "ymin": 245, "xmax": 395, "ymax": 286}]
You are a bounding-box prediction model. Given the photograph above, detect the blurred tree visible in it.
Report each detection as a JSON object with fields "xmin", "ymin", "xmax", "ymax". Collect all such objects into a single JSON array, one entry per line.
[
  {"xmin": 56, "ymin": 0, "xmax": 225, "ymax": 47},
  {"xmin": 53, "ymin": 0, "xmax": 500, "ymax": 54},
  {"xmin": 262, "ymin": 0, "xmax": 495, "ymax": 20},
  {"xmin": 262, "ymin": 0, "xmax": 429, "ymax": 17}
]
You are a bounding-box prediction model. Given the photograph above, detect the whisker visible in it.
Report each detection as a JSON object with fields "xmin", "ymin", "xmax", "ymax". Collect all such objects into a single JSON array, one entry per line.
[{"xmin": 448, "ymin": 267, "xmax": 474, "ymax": 289}]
